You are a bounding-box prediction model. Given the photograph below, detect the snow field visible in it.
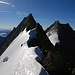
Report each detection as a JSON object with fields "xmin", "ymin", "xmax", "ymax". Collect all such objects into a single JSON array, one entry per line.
[{"xmin": 0, "ymin": 29, "xmax": 49, "ymax": 75}]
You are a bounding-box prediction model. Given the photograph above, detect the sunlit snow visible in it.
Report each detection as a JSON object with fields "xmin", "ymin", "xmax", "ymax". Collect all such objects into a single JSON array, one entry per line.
[
  {"xmin": 0, "ymin": 29, "xmax": 49, "ymax": 75},
  {"xmin": 47, "ymin": 31, "xmax": 60, "ymax": 46}
]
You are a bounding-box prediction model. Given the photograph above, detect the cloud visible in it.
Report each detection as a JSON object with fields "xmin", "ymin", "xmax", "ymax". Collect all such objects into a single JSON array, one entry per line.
[
  {"xmin": 35, "ymin": 18, "xmax": 48, "ymax": 21},
  {"xmin": 16, "ymin": 11, "xmax": 21, "ymax": 15},
  {"xmin": 11, "ymin": 5, "xmax": 15, "ymax": 7},
  {"xmin": 16, "ymin": 11, "xmax": 28, "ymax": 16},
  {"xmin": 0, "ymin": 1, "xmax": 15, "ymax": 8},
  {"xmin": 0, "ymin": 11, "xmax": 11, "ymax": 13},
  {"xmin": 22, "ymin": 12, "xmax": 29, "ymax": 16},
  {"xmin": 0, "ymin": 26, "xmax": 12, "ymax": 30},
  {"xmin": 0, "ymin": 1, "xmax": 10, "ymax": 5}
]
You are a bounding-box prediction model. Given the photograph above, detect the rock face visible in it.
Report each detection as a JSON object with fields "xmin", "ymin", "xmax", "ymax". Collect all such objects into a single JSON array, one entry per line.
[
  {"xmin": 27, "ymin": 23, "xmax": 54, "ymax": 55},
  {"xmin": 46, "ymin": 21, "xmax": 75, "ymax": 65},
  {"xmin": 0, "ymin": 36, "xmax": 5, "ymax": 46},
  {"xmin": 58, "ymin": 23, "xmax": 75, "ymax": 63},
  {"xmin": 41, "ymin": 21, "xmax": 75, "ymax": 75},
  {"xmin": 0, "ymin": 14, "xmax": 36, "ymax": 55},
  {"xmin": 27, "ymin": 19, "xmax": 75, "ymax": 75}
]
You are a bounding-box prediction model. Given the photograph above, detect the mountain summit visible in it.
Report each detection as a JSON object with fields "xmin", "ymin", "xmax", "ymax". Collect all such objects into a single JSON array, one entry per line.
[
  {"xmin": 0, "ymin": 14, "xmax": 49, "ymax": 75},
  {"xmin": 46, "ymin": 21, "xmax": 75, "ymax": 46},
  {"xmin": 0, "ymin": 14, "xmax": 54, "ymax": 56},
  {"xmin": 0, "ymin": 14, "xmax": 36, "ymax": 55}
]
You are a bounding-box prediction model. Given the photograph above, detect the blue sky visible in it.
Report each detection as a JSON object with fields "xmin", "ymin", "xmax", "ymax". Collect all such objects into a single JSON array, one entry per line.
[{"xmin": 0, "ymin": 0, "xmax": 75, "ymax": 30}]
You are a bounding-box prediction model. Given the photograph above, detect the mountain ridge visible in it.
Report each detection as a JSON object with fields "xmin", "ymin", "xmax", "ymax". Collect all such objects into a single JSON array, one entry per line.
[
  {"xmin": 0, "ymin": 14, "xmax": 75, "ymax": 75},
  {"xmin": 41, "ymin": 20, "xmax": 75, "ymax": 75},
  {"xmin": 0, "ymin": 14, "xmax": 36, "ymax": 55}
]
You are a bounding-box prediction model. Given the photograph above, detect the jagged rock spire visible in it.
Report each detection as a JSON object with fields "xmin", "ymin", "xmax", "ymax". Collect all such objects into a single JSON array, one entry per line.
[
  {"xmin": 55, "ymin": 20, "xmax": 59, "ymax": 24},
  {"xmin": 17, "ymin": 13, "xmax": 36, "ymax": 32}
]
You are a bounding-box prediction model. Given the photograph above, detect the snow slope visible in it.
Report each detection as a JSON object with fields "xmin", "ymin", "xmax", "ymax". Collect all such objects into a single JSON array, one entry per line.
[
  {"xmin": 0, "ymin": 29, "xmax": 49, "ymax": 75},
  {"xmin": 46, "ymin": 30, "xmax": 60, "ymax": 46},
  {"xmin": 48, "ymin": 32, "xmax": 60, "ymax": 46}
]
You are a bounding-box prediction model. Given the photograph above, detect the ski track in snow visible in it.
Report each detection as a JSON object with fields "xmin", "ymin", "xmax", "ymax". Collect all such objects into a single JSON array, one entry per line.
[{"xmin": 0, "ymin": 29, "xmax": 49, "ymax": 75}]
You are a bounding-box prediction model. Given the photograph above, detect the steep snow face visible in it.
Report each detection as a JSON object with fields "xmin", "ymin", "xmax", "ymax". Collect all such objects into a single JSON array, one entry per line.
[
  {"xmin": 48, "ymin": 32, "xmax": 60, "ymax": 46},
  {"xmin": 46, "ymin": 29, "xmax": 60, "ymax": 46},
  {"xmin": 0, "ymin": 29, "xmax": 48, "ymax": 75}
]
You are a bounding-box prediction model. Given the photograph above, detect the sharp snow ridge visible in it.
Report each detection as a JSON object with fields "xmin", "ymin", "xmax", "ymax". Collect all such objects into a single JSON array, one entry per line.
[{"xmin": 0, "ymin": 29, "xmax": 49, "ymax": 75}]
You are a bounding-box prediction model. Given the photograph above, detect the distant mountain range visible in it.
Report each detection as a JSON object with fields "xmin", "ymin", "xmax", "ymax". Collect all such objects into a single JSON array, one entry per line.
[
  {"xmin": 0, "ymin": 29, "xmax": 11, "ymax": 37},
  {"xmin": 0, "ymin": 29, "xmax": 11, "ymax": 46}
]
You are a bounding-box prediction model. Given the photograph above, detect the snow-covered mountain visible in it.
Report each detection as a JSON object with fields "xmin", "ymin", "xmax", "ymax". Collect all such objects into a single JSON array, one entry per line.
[
  {"xmin": 0, "ymin": 14, "xmax": 36, "ymax": 55},
  {"xmin": 0, "ymin": 14, "xmax": 49, "ymax": 75},
  {"xmin": 0, "ymin": 28, "xmax": 49, "ymax": 75},
  {"xmin": 0, "ymin": 14, "xmax": 75, "ymax": 75},
  {"xmin": 46, "ymin": 20, "xmax": 75, "ymax": 47},
  {"xmin": 46, "ymin": 21, "xmax": 75, "ymax": 55}
]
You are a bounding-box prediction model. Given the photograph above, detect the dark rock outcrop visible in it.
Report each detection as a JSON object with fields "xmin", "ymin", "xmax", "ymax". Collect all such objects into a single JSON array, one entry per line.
[
  {"xmin": 58, "ymin": 23, "xmax": 75, "ymax": 66},
  {"xmin": 27, "ymin": 23, "xmax": 54, "ymax": 55},
  {"xmin": 0, "ymin": 36, "xmax": 5, "ymax": 46},
  {"xmin": 45, "ymin": 20, "xmax": 59, "ymax": 34},
  {"xmin": 35, "ymin": 23, "xmax": 53, "ymax": 50},
  {"xmin": 46, "ymin": 21, "xmax": 75, "ymax": 65},
  {"xmin": 0, "ymin": 14, "xmax": 36, "ymax": 55}
]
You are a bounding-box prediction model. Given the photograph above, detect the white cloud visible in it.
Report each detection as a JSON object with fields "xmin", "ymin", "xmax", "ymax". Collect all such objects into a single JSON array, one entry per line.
[
  {"xmin": 0, "ymin": 11, "xmax": 11, "ymax": 13},
  {"xmin": 0, "ymin": 1, "xmax": 15, "ymax": 8},
  {"xmin": 16, "ymin": 11, "xmax": 21, "ymax": 15},
  {"xmin": 22, "ymin": 12, "xmax": 28, "ymax": 16},
  {"xmin": 0, "ymin": 26, "xmax": 12, "ymax": 30},
  {"xmin": 16, "ymin": 11, "xmax": 28, "ymax": 16},
  {"xmin": 0, "ymin": 1, "xmax": 10, "ymax": 4},
  {"xmin": 11, "ymin": 5, "xmax": 15, "ymax": 7}
]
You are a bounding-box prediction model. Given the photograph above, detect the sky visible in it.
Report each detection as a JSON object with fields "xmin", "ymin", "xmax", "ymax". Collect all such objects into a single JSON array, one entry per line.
[{"xmin": 0, "ymin": 0, "xmax": 75, "ymax": 30}]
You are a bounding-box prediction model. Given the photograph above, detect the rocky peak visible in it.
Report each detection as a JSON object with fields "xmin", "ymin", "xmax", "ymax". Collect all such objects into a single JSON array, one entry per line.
[
  {"xmin": 46, "ymin": 21, "xmax": 75, "ymax": 50},
  {"xmin": 45, "ymin": 21, "xmax": 60, "ymax": 34},
  {"xmin": 16, "ymin": 13, "xmax": 36, "ymax": 32},
  {"xmin": 54, "ymin": 20, "xmax": 59, "ymax": 25},
  {"xmin": 46, "ymin": 21, "xmax": 73, "ymax": 35},
  {"xmin": 0, "ymin": 14, "xmax": 36, "ymax": 55},
  {"xmin": 27, "ymin": 23, "xmax": 54, "ymax": 54}
]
